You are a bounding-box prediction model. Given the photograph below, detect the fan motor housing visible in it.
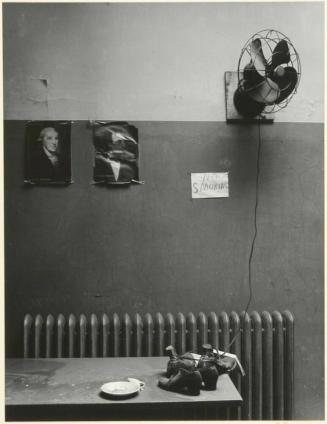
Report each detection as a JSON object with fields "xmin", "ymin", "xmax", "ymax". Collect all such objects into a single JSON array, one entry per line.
[{"xmin": 233, "ymin": 87, "xmax": 265, "ymax": 118}]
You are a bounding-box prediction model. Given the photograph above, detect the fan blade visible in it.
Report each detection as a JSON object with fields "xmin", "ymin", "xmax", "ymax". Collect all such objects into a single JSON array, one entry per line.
[
  {"xmin": 243, "ymin": 61, "xmax": 265, "ymax": 86},
  {"xmin": 246, "ymin": 77, "xmax": 280, "ymax": 105},
  {"xmin": 249, "ymin": 39, "xmax": 267, "ymax": 76},
  {"xmin": 271, "ymin": 39, "xmax": 291, "ymax": 69},
  {"xmin": 273, "ymin": 66, "xmax": 298, "ymax": 103}
]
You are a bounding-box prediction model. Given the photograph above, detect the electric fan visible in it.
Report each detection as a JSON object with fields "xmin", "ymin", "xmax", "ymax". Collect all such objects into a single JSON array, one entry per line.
[{"xmin": 234, "ymin": 29, "xmax": 301, "ymax": 118}]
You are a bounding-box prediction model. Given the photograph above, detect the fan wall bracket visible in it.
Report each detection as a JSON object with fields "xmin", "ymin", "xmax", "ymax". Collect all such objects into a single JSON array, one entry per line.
[{"xmin": 224, "ymin": 72, "xmax": 274, "ymax": 123}]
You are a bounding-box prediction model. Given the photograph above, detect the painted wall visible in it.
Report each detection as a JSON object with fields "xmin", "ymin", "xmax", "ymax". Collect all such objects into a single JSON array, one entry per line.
[
  {"xmin": 3, "ymin": 2, "xmax": 324, "ymax": 420},
  {"xmin": 3, "ymin": 2, "xmax": 324, "ymax": 122},
  {"xmin": 4, "ymin": 120, "xmax": 324, "ymax": 419}
]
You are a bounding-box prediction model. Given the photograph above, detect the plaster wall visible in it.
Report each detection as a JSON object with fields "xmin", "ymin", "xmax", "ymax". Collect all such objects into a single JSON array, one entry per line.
[{"xmin": 3, "ymin": 2, "xmax": 324, "ymax": 122}]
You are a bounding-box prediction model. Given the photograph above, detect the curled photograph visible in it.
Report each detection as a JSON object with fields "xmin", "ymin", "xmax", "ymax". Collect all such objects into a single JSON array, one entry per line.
[
  {"xmin": 25, "ymin": 121, "xmax": 72, "ymax": 184},
  {"xmin": 93, "ymin": 121, "xmax": 139, "ymax": 184}
]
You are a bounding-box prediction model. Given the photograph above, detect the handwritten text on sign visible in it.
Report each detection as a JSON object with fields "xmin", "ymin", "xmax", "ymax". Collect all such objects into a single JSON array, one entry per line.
[{"xmin": 191, "ymin": 173, "xmax": 229, "ymax": 198}]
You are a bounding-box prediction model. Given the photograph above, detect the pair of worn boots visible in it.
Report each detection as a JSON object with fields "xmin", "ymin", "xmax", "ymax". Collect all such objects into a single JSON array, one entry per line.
[{"xmin": 158, "ymin": 344, "xmax": 222, "ymax": 396}]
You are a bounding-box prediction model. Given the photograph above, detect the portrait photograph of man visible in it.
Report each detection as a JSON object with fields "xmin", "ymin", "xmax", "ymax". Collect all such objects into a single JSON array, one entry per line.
[{"xmin": 25, "ymin": 120, "xmax": 72, "ymax": 184}]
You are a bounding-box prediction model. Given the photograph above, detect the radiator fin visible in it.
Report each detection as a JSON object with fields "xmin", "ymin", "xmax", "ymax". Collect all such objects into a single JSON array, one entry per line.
[
  {"xmin": 186, "ymin": 312, "xmax": 197, "ymax": 352},
  {"xmin": 102, "ymin": 314, "xmax": 110, "ymax": 357},
  {"xmin": 219, "ymin": 311, "xmax": 230, "ymax": 352},
  {"xmin": 134, "ymin": 314, "xmax": 143, "ymax": 357},
  {"xmin": 122, "ymin": 313, "xmax": 132, "ymax": 357},
  {"xmin": 91, "ymin": 314, "xmax": 98, "ymax": 358},
  {"xmin": 68, "ymin": 314, "xmax": 76, "ymax": 358},
  {"xmin": 283, "ymin": 310, "xmax": 294, "ymax": 420},
  {"xmin": 251, "ymin": 311, "xmax": 262, "ymax": 419},
  {"xmin": 154, "ymin": 313, "xmax": 164, "ymax": 356},
  {"xmin": 34, "ymin": 314, "xmax": 43, "ymax": 359},
  {"xmin": 165, "ymin": 313, "xmax": 175, "ymax": 348},
  {"xmin": 45, "ymin": 314, "xmax": 54, "ymax": 358},
  {"xmin": 208, "ymin": 312, "xmax": 219, "ymax": 349},
  {"xmin": 262, "ymin": 311, "xmax": 273, "ymax": 419},
  {"xmin": 57, "ymin": 314, "xmax": 66, "ymax": 358},
  {"xmin": 23, "ymin": 314, "xmax": 33, "ymax": 359},
  {"xmin": 197, "ymin": 312, "xmax": 208, "ymax": 351},
  {"xmin": 176, "ymin": 313, "xmax": 186, "ymax": 355},
  {"xmin": 144, "ymin": 313, "xmax": 154, "ymax": 356},
  {"xmin": 79, "ymin": 314, "xmax": 87, "ymax": 358},
  {"xmin": 230, "ymin": 311, "xmax": 241, "ymax": 420},
  {"xmin": 272, "ymin": 310, "xmax": 284, "ymax": 419},
  {"xmin": 241, "ymin": 311, "xmax": 252, "ymax": 419},
  {"xmin": 112, "ymin": 313, "xmax": 120, "ymax": 357}
]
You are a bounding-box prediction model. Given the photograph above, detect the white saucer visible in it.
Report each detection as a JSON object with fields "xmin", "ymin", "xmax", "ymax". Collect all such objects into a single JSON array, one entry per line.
[{"xmin": 101, "ymin": 380, "xmax": 141, "ymax": 398}]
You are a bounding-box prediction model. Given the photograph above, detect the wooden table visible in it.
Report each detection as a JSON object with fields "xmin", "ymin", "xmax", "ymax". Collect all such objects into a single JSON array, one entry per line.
[{"xmin": 6, "ymin": 357, "xmax": 242, "ymax": 421}]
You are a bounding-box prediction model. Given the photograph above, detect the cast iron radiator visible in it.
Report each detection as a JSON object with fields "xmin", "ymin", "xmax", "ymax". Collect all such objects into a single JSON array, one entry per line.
[{"xmin": 23, "ymin": 310, "xmax": 294, "ymax": 420}]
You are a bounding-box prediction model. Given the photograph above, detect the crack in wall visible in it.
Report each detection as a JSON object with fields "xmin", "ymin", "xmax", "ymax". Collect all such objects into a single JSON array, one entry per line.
[{"xmin": 29, "ymin": 75, "xmax": 50, "ymax": 117}]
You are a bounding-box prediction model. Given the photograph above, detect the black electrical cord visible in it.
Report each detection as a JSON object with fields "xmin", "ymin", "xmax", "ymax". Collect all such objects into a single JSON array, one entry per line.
[
  {"xmin": 244, "ymin": 119, "xmax": 261, "ymax": 313},
  {"xmin": 221, "ymin": 119, "xmax": 262, "ymax": 355}
]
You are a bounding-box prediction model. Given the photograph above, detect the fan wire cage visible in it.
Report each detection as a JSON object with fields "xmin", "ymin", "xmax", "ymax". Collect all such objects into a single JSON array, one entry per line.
[{"xmin": 237, "ymin": 29, "xmax": 301, "ymax": 114}]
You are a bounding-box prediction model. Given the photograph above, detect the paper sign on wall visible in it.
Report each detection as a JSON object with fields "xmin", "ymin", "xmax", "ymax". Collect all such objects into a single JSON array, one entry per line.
[{"xmin": 191, "ymin": 173, "xmax": 229, "ymax": 198}]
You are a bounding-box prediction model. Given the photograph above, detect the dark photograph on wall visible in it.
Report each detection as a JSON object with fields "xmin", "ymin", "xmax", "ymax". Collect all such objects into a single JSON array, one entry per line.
[
  {"xmin": 93, "ymin": 121, "xmax": 139, "ymax": 185},
  {"xmin": 25, "ymin": 120, "xmax": 72, "ymax": 184}
]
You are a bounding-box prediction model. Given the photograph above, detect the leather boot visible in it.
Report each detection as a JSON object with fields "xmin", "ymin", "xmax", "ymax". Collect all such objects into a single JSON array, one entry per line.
[
  {"xmin": 165, "ymin": 345, "xmax": 180, "ymax": 377},
  {"xmin": 198, "ymin": 365, "xmax": 219, "ymax": 390},
  {"xmin": 198, "ymin": 344, "xmax": 219, "ymax": 390},
  {"xmin": 158, "ymin": 367, "xmax": 202, "ymax": 395},
  {"xmin": 165, "ymin": 346, "xmax": 195, "ymax": 377}
]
